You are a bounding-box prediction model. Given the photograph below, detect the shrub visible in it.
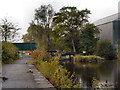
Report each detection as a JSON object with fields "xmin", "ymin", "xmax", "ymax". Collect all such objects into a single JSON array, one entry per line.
[
  {"xmin": 94, "ymin": 40, "xmax": 116, "ymax": 60},
  {"xmin": 74, "ymin": 54, "xmax": 104, "ymax": 62},
  {"xmin": 31, "ymin": 49, "xmax": 42, "ymax": 59},
  {"xmin": 116, "ymin": 39, "xmax": 120, "ymax": 59},
  {"xmin": 2, "ymin": 41, "xmax": 19, "ymax": 64},
  {"xmin": 117, "ymin": 53, "xmax": 120, "ymax": 60},
  {"xmin": 31, "ymin": 49, "xmax": 51, "ymax": 62}
]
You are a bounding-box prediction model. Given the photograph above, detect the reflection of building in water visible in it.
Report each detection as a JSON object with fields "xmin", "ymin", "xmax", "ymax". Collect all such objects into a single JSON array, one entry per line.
[
  {"xmin": 94, "ymin": 13, "xmax": 120, "ymax": 46},
  {"xmin": 98, "ymin": 62, "xmax": 118, "ymax": 88},
  {"xmin": 74, "ymin": 62, "xmax": 118, "ymax": 88},
  {"xmin": 76, "ymin": 74, "xmax": 88, "ymax": 88}
]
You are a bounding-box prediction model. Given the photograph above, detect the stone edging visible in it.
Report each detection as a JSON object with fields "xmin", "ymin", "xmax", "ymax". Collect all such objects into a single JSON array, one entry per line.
[{"xmin": 28, "ymin": 64, "xmax": 56, "ymax": 89}]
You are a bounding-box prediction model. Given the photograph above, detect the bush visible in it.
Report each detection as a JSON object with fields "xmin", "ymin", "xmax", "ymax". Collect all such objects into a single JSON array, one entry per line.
[
  {"xmin": 94, "ymin": 40, "xmax": 116, "ymax": 60},
  {"xmin": 117, "ymin": 53, "xmax": 120, "ymax": 60},
  {"xmin": 2, "ymin": 41, "xmax": 19, "ymax": 64},
  {"xmin": 116, "ymin": 39, "xmax": 120, "ymax": 59},
  {"xmin": 74, "ymin": 54, "xmax": 104, "ymax": 63},
  {"xmin": 31, "ymin": 49, "xmax": 51, "ymax": 62},
  {"xmin": 31, "ymin": 49, "xmax": 42, "ymax": 59}
]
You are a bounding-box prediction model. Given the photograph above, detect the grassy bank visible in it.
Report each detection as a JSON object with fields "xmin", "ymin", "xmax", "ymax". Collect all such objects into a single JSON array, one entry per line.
[
  {"xmin": 74, "ymin": 55, "xmax": 104, "ymax": 63},
  {"xmin": 31, "ymin": 49, "xmax": 81, "ymax": 88}
]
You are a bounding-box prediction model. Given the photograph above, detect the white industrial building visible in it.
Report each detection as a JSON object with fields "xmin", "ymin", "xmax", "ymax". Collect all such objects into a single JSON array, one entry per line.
[{"xmin": 94, "ymin": 13, "xmax": 120, "ymax": 46}]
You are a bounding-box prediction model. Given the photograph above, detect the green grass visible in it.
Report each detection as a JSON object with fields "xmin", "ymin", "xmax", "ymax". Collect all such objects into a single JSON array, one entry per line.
[{"xmin": 74, "ymin": 55, "xmax": 104, "ymax": 63}]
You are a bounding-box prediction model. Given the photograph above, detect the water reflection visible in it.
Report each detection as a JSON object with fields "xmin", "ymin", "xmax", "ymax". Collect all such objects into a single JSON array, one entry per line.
[
  {"xmin": 118, "ymin": 60, "xmax": 120, "ymax": 87},
  {"xmin": 63, "ymin": 60, "xmax": 118, "ymax": 88}
]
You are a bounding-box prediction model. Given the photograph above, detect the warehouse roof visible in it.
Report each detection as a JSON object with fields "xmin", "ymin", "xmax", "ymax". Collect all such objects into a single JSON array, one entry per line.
[{"xmin": 94, "ymin": 13, "xmax": 119, "ymax": 26}]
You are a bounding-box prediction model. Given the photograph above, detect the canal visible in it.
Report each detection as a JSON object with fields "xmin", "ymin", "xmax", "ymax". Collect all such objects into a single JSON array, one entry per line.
[{"xmin": 62, "ymin": 59, "xmax": 120, "ymax": 88}]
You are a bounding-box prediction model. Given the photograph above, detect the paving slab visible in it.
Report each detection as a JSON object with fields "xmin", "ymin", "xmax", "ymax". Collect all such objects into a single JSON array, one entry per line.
[
  {"xmin": 2, "ymin": 55, "xmax": 38, "ymax": 88},
  {"xmin": 29, "ymin": 63, "xmax": 55, "ymax": 88},
  {"xmin": 2, "ymin": 55, "xmax": 56, "ymax": 89}
]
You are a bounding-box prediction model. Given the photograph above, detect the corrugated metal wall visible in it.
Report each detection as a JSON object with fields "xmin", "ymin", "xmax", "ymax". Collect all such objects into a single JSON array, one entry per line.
[
  {"xmin": 118, "ymin": 21, "xmax": 120, "ymax": 39},
  {"xmin": 113, "ymin": 20, "xmax": 120, "ymax": 45},
  {"xmin": 12, "ymin": 43, "xmax": 37, "ymax": 50},
  {"xmin": 97, "ymin": 22, "xmax": 114, "ymax": 44},
  {"xmin": 96, "ymin": 20, "xmax": 120, "ymax": 46}
]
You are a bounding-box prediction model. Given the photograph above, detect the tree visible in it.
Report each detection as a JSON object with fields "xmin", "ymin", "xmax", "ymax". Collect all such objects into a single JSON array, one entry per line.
[
  {"xmin": 78, "ymin": 23, "xmax": 100, "ymax": 54},
  {"xmin": 29, "ymin": 4, "xmax": 54, "ymax": 50},
  {"xmin": 116, "ymin": 39, "xmax": 120, "ymax": 59},
  {"xmin": 26, "ymin": 23, "xmax": 48, "ymax": 49},
  {"xmin": 22, "ymin": 33, "xmax": 35, "ymax": 43},
  {"xmin": 34, "ymin": 4, "xmax": 54, "ymax": 26},
  {"xmin": 52, "ymin": 6, "xmax": 91, "ymax": 52},
  {"xmin": 94, "ymin": 40, "xmax": 116, "ymax": 60},
  {"xmin": 0, "ymin": 18, "xmax": 20, "ymax": 42},
  {"xmin": 116, "ymin": 39, "xmax": 120, "ymax": 53}
]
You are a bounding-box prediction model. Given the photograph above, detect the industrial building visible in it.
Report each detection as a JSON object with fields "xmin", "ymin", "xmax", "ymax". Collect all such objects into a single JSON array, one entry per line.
[{"xmin": 94, "ymin": 13, "xmax": 120, "ymax": 46}]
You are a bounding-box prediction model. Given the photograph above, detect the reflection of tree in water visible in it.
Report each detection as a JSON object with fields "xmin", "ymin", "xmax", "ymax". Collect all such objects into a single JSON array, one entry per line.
[
  {"xmin": 118, "ymin": 71, "xmax": 120, "ymax": 88},
  {"xmin": 98, "ymin": 61, "xmax": 117, "ymax": 77},
  {"xmin": 97, "ymin": 61, "xmax": 118, "ymax": 88},
  {"xmin": 63, "ymin": 61, "xmax": 117, "ymax": 88},
  {"xmin": 74, "ymin": 63, "xmax": 100, "ymax": 87},
  {"xmin": 118, "ymin": 61, "xmax": 120, "ymax": 87},
  {"xmin": 64, "ymin": 62, "xmax": 99, "ymax": 87}
]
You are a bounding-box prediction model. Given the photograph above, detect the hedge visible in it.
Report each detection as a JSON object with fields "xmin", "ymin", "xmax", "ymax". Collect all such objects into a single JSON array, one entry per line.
[{"xmin": 2, "ymin": 41, "xmax": 19, "ymax": 64}]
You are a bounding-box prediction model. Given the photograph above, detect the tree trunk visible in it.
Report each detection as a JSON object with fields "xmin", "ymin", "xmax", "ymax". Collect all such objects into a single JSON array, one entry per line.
[
  {"xmin": 45, "ymin": 24, "xmax": 50, "ymax": 51},
  {"xmin": 72, "ymin": 39, "xmax": 76, "ymax": 52},
  {"xmin": 47, "ymin": 32, "xmax": 50, "ymax": 51},
  {"xmin": 5, "ymin": 36, "xmax": 7, "ymax": 42}
]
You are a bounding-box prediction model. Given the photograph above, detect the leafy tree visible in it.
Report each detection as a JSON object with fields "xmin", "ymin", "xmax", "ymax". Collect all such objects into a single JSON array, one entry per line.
[
  {"xmin": 34, "ymin": 4, "xmax": 54, "ymax": 26},
  {"xmin": 22, "ymin": 24, "xmax": 35, "ymax": 43},
  {"xmin": 116, "ymin": 39, "xmax": 120, "ymax": 59},
  {"xmin": 26, "ymin": 23, "xmax": 48, "ymax": 49},
  {"xmin": 22, "ymin": 33, "xmax": 35, "ymax": 43},
  {"xmin": 34, "ymin": 4, "xmax": 54, "ymax": 50},
  {"xmin": 52, "ymin": 6, "xmax": 90, "ymax": 52},
  {"xmin": 116, "ymin": 39, "xmax": 120, "ymax": 53},
  {"xmin": 78, "ymin": 23, "xmax": 100, "ymax": 54},
  {"xmin": 94, "ymin": 40, "xmax": 116, "ymax": 60},
  {"xmin": 0, "ymin": 18, "xmax": 20, "ymax": 42},
  {"xmin": 26, "ymin": 4, "xmax": 54, "ymax": 50}
]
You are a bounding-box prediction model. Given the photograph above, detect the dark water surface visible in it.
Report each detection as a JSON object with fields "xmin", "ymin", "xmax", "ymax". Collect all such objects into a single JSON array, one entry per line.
[{"xmin": 63, "ymin": 60, "xmax": 120, "ymax": 88}]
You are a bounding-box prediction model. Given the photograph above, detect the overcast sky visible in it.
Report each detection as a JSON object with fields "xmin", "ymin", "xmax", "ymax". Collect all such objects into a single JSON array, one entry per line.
[{"xmin": 0, "ymin": 0, "xmax": 120, "ymax": 42}]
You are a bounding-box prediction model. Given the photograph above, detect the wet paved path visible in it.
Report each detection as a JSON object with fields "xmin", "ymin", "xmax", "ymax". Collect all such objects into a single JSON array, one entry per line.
[{"xmin": 2, "ymin": 55, "xmax": 55, "ymax": 89}]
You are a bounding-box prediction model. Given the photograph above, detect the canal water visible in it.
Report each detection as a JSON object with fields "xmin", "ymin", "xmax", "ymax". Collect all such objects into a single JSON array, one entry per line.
[{"xmin": 62, "ymin": 60, "xmax": 120, "ymax": 88}]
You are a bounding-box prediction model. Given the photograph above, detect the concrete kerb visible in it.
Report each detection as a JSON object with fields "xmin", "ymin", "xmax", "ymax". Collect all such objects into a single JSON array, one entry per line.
[{"xmin": 28, "ymin": 64, "xmax": 55, "ymax": 89}]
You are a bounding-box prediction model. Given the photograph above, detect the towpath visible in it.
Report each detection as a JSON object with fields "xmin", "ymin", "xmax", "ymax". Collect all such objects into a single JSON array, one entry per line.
[{"xmin": 2, "ymin": 55, "xmax": 54, "ymax": 89}]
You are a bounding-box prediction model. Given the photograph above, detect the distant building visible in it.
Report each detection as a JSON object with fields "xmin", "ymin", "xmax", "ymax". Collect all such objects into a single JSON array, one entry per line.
[
  {"xmin": 12, "ymin": 43, "xmax": 37, "ymax": 51},
  {"xmin": 94, "ymin": 13, "xmax": 120, "ymax": 46}
]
